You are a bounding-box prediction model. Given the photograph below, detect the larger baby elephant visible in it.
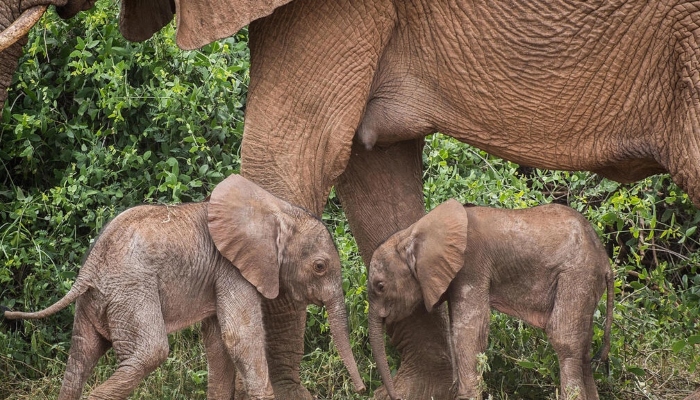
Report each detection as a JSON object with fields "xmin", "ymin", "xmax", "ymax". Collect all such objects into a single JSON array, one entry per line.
[
  {"xmin": 3, "ymin": 174, "xmax": 364, "ymax": 400},
  {"xmin": 368, "ymin": 199, "xmax": 614, "ymax": 400}
]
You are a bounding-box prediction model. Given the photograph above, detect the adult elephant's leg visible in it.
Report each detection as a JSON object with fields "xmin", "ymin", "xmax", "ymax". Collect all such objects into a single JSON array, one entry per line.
[
  {"xmin": 241, "ymin": 0, "xmax": 396, "ymax": 397},
  {"xmin": 336, "ymin": 139, "xmax": 454, "ymax": 399},
  {"xmin": 259, "ymin": 296, "xmax": 309, "ymax": 399}
]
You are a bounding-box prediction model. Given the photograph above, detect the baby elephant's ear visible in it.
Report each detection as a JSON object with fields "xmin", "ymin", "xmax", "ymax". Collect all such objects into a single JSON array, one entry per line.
[
  {"xmin": 207, "ymin": 174, "xmax": 293, "ymax": 299},
  {"xmin": 403, "ymin": 199, "xmax": 468, "ymax": 312}
]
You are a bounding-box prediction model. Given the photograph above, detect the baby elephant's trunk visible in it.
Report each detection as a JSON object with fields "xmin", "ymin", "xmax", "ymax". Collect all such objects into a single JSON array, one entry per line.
[
  {"xmin": 368, "ymin": 311, "xmax": 402, "ymax": 400},
  {"xmin": 325, "ymin": 297, "xmax": 366, "ymax": 393}
]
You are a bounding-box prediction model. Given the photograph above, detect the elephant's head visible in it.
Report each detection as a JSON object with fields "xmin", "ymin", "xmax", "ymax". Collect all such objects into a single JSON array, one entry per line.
[
  {"xmin": 206, "ymin": 174, "xmax": 365, "ymax": 393},
  {"xmin": 367, "ymin": 199, "xmax": 468, "ymax": 400}
]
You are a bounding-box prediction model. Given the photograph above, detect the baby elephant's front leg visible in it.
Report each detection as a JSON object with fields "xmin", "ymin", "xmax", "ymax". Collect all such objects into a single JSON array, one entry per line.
[
  {"xmin": 450, "ymin": 287, "xmax": 491, "ymax": 400},
  {"xmin": 216, "ymin": 277, "xmax": 274, "ymax": 400},
  {"xmin": 202, "ymin": 316, "xmax": 242, "ymax": 400}
]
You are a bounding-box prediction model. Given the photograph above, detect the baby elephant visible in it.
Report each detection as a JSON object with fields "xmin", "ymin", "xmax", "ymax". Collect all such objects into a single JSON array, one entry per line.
[
  {"xmin": 368, "ymin": 199, "xmax": 613, "ymax": 400},
  {"xmin": 3, "ymin": 174, "xmax": 364, "ymax": 400}
]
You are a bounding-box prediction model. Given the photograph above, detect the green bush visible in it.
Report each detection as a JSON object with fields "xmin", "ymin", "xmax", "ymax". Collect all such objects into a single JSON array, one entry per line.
[
  {"xmin": 1, "ymin": 0, "xmax": 246, "ymax": 394},
  {"xmin": 1, "ymin": 2, "xmax": 699, "ymax": 399},
  {"xmin": 423, "ymin": 135, "xmax": 699, "ymax": 399}
]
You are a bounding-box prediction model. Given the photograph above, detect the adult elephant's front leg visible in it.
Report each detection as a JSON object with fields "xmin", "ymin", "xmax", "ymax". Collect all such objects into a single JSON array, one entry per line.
[
  {"xmin": 262, "ymin": 296, "xmax": 311, "ymax": 399},
  {"xmin": 336, "ymin": 139, "xmax": 454, "ymax": 399}
]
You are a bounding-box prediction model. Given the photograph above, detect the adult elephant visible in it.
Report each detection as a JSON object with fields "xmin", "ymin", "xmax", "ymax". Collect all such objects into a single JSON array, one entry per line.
[{"xmin": 3, "ymin": 0, "xmax": 700, "ymax": 399}]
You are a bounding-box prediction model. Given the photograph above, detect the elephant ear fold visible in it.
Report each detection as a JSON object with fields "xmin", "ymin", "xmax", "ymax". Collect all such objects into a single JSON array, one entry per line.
[
  {"xmin": 119, "ymin": 0, "xmax": 175, "ymax": 42},
  {"xmin": 400, "ymin": 199, "xmax": 468, "ymax": 312},
  {"xmin": 207, "ymin": 174, "xmax": 294, "ymax": 299},
  {"xmin": 174, "ymin": 0, "xmax": 294, "ymax": 50},
  {"xmin": 119, "ymin": 0, "xmax": 293, "ymax": 49}
]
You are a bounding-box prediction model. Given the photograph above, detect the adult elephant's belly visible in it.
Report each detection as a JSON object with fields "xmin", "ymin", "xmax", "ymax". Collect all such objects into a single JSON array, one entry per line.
[
  {"xmin": 364, "ymin": 0, "xmax": 676, "ymax": 183},
  {"xmin": 445, "ymin": 4, "xmax": 677, "ymax": 181}
]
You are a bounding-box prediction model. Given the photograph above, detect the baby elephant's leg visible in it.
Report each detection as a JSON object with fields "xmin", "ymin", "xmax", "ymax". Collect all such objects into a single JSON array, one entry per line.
[
  {"xmin": 88, "ymin": 298, "xmax": 169, "ymax": 400},
  {"xmin": 546, "ymin": 272, "xmax": 601, "ymax": 400},
  {"xmin": 58, "ymin": 305, "xmax": 110, "ymax": 400},
  {"xmin": 216, "ymin": 275, "xmax": 274, "ymax": 400},
  {"xmin": 449, "ymin": 286, "xmax": 491, "ymax": 400},
  {"xmin": 202, "ymin": 316, "xmax": 246, "ymax": 400}
]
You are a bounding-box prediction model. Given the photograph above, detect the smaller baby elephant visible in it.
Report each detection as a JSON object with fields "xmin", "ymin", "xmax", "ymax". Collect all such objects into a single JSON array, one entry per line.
[
  {"xmin": 368, "ymin": 199, "xmax": 613, "ymax": 400},
  {"xmin": 3, "ymin": 174, "xmax": 364, "ymax": 400}
]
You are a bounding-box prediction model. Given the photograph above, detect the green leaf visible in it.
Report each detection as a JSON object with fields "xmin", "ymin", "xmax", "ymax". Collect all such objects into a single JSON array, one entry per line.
[
  {"xmin": 517, "ymin": 360, "xmax": 536, "ymax": 369},
  {"xmin": 672, "ymin": 340, "xmax": 686, "ymax": 354}
]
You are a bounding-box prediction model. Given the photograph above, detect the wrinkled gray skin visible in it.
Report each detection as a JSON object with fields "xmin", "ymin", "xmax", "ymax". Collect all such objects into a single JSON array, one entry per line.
[
  {"xmin": 368, "ymin": 200, "xmax": 614, "ymax": 400},
  {"xmin": 3, "ymin": 174, "xmax": 364, "ymax": 400}
]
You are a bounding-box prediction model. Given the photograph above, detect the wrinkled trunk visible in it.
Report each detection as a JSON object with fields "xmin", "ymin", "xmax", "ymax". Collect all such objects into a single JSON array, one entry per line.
[
  {"xmin": 0, "ymin": 39, "xmax": 22, "ymax": 111},
  {"xmin": 0, "ymin": 5, "xmax": 47, "ymax": 52},
  {"xmin": 325, "ymin": 295, "xmax": 365, "ymax": 393},
  {"xmin": 0, "ymin": 3, "xmax": 49, "ymax": 112},
  {"xmin": 368, "ymin": 311, "xmax": 399, "ymax": 400}
]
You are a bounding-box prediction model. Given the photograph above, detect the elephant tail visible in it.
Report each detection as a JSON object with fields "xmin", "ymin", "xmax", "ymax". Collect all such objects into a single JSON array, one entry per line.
[
  {"xmin": 3, "ymin": 277, "xmax": 91, "ymax": 321},
  {"xmin": 593, "ymin": 269, "xmax": 614, "ymax": 375}
]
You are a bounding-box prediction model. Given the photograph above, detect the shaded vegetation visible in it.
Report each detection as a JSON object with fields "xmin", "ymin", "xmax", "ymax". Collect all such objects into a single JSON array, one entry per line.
[{"xmin": 1, "ymin": 2, "xmax": 699, "ymax": 399}]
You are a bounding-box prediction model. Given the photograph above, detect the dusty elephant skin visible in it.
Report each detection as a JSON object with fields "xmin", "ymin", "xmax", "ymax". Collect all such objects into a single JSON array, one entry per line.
[
  {"xmin": 239, "ymin": 1, "xmax": 700, "ymax": 398},
  {"xmin": 367, "ymin": 200, "xmax": 614, "ymax": 400},
  {"xmin": 4, "ymin": 0, "xmax": 700, "ymax": 398},
  {"xmin": 2, "ymin": 174, "xmax": 364, "ymax": 400}
]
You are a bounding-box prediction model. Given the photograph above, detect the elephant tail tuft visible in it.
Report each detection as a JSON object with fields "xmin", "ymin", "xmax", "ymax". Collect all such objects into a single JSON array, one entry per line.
[{"xmin": 0, "ymin": 305, "xmax": 24, "ymax": 332}]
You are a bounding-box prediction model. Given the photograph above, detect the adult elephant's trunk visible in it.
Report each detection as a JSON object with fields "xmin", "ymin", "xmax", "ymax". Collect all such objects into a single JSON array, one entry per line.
[
  {"xmin": 0, "ymin": 5, "xmax": 47, "ymax": 111},
  {"xmin": 368, "ymin": 311, "xmax": 400, "ymax": 400},
  {"xmin": 325, "ymin": 296, "xmax": 365, "ymax": 393},
  {"xmin": 0, "ymin": 5, "xmax": 47, "ymax": 52}
]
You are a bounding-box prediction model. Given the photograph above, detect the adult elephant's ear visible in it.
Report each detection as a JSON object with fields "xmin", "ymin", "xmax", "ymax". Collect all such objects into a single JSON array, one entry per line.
[
  {"xmin": 207, "ymin": 174, "xmax": 294, "ymax": 299},
  {"xmin": 120, "ymin": 0, "xmax": 294, "ymax": 50},
  {"xmin": 398, "ymin": 199, "xmax": 468, "ymax": 312},
  {"xmin": 119, "ymin": 0, "xmax": 175, "ymax": 43}
]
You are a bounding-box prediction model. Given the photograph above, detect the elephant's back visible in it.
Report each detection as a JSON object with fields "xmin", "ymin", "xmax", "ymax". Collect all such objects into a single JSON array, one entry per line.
[
  {"xmin": 464, "ymin": 204, "xmax": 600, "ymax": 263},
  {"xmin": 84, "ymin": 202, "xmax": 215, "ymax": 278}
]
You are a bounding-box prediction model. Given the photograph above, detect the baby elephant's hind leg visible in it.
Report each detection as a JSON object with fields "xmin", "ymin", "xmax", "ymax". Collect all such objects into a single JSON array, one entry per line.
[
  {"xmin": 546, "ymin": 272, "xmax": 602, "ymax": 400},
  {"xmin": 87, "ymin": 300, "xmax": 169, "ymax": 400},
  {"xmin": 58, "ymin": 307, "xmax": 110, "ymax": 400}
]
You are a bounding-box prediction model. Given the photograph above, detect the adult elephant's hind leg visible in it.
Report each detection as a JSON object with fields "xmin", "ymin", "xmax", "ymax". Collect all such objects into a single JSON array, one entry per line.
[{"xmin": 336, "ymin": 138, "xmax": 453, "ymax": 399}]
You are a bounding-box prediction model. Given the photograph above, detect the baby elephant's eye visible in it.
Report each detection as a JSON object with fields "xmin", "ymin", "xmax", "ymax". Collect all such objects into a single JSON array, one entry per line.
[{"xmin": 313, "ymin": 260, "xmax": 327, "ymax": 274}]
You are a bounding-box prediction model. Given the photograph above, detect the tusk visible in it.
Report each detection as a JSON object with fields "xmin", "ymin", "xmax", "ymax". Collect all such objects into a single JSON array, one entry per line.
[{"xmin": 0, "ymin": 5, "xmax": 48, "ymax": 52}]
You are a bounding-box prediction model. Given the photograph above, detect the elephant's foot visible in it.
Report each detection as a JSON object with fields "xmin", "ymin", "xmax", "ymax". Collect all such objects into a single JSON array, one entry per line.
[
  {"xmin": 374, "ymin": 305, "xmax": 455, "ymax": 400},
  {"xmin": 270, "ymin": 381, "xmax": 314, "ymax": 400},
  {"xmin": 373, "ymin": 366, "xmax": 454, "ymax": 400}
]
